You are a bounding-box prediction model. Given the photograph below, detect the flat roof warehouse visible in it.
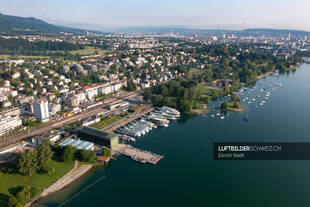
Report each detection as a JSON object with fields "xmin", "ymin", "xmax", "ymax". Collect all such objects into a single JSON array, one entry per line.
[{"xmin": 59, "ymin": 138, "xmax": 94, "ymax": 150}]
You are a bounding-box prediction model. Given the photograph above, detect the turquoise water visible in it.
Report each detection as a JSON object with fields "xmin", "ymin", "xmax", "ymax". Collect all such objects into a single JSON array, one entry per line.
[{"xmin": 34, "ymin": 64, "xmax": 310, "ymax": 207}]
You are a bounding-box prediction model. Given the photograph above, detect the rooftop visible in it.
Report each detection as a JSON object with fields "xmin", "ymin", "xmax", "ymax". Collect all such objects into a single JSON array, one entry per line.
[
  {"xmin": 59, "ymin": 138, "xmax": 94, "ymax": 150},
  {"xmin": 78, "ymin": 126, "xmax": 118, "ymax": 140}
]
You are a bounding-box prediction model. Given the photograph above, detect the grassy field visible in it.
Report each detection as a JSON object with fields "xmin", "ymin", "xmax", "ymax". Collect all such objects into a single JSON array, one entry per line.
[
  {"xmin": 92, "ymin": 115, "xmax": 122, "ymax": 129},
  {"xmin": 69, "ymin": 46, "xmax": 107, "ymax": 56},
  {"xmin": 196, "ymin": 83, "xmax": 216, "ymax": 95},
  {"xmin": 0, "ymin": 157, "xmax": 74, "ymax": 206},
  {"xmin": 0, "ymin": 55, "xmax": 50, "ymax": 60},
  {"xmin": 189, "ymin": 68, "xmax": 202, "ymax": 74}
]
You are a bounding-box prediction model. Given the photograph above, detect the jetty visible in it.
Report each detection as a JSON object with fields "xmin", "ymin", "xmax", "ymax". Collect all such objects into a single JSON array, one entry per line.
[
  {"xmin": 113, "ymin": 144, "xmax": 163, "ymax": 165},
  {"xmin": 104, "ymin": 105, "xmax": 154, "ymax": 133}
]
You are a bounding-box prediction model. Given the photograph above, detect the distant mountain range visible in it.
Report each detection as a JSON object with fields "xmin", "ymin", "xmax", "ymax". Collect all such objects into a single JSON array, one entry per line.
[
  {"xmin": 0, "ymin": 13, "xmax": 89, "ymax": 35},
  {"xmin": 0, "ymin": 13, "xmax": 309, "ymax": 36}
]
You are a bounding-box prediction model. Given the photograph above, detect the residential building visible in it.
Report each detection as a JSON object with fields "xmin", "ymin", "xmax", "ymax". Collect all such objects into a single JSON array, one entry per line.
[
  {"xmin": 0, "ymin": 116, "xmax": 22, "ymax": 136},
  {"xmin": 33, "ymin": 99, "xmax": 50, "ymax": 121}
]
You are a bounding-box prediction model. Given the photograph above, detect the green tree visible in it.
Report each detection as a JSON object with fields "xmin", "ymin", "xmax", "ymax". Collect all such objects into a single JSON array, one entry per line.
[
  {"xmin": 77, "ymin": 149, "xmax": 97, "ymax": 163},
  {"xmin": 178, "ymin": 98, "xmax": 191, "ymax": 112},
  {"xmin": 221, "ymin": 101, "xmax": 229, "ymax": 109},
  {"xmin": 150, "ymin": 94, "xmax": 164, "ymax": 107},
  {"xmin": 233, "ymin": 102, "xmax": 241, "ymax": 109},
  {"xmin": 160, "ymin": 85, "xmax": 169, "ymax": 97},
  {"xmin": 203, "ymin": 96, "xmax": 209, "ymax": 105},
  {"xmin": 8, "ymin": 95, "xmax": 14, "ymax": 103},
  {"xmin": 16, "ymin": 150, "xmax": 38, "ymax": 176},
  {"xmin": 37, "ymin": 140, "xmax": 54, "ymax": 172},
  {"xmin": 103, "ymin": 147, "xmax": 112, "ymax": 157},
  {"xmin": 143, "ymin": 88, "xmax": 152, "ymax": 101},
  {"xmin": 125, "ymin": 80, "xmax": 137, "ymax": 91},
  {"xmin": 211, "ymin": 90, "xmax": 219, "ymax": 101},
  {"xmin": 231, "ymin": 94, "xmax": 240, "ymax": 103},
  {"xmin": 223, "ymin": 85, "xmax": 230, "ymax": 95},
  {"xmin": 15, "ymin": 186, "xmax": 31, "ymax": 205},
  {"xmin": 61, "ymin": 145, "xmax": 77, "ymax": 162},
  {"xmin": 7, "ymin": 196, "xmax": 20, "ymax": 207}
]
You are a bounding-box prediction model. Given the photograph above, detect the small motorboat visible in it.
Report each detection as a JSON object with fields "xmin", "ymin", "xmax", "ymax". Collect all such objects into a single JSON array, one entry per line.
[{"xmin": 243, "ymin": 117, "xmax": 249, "ymax": 122}]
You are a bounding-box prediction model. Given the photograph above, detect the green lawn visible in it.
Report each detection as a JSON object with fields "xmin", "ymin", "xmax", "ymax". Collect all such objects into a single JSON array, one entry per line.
[
  {"xmin": 0, "ymin": 55, "xmax": 50, "ymax": 60},
  {"xmin": 0, "ymin": 157, "xmax": 74, "ymax": 206},
  {"xmin": 69, "ymin": 46, "xmax": 107, "ymax": 56},
  {"xmin": 189, "ymin": 68, "xmax": 202, "ymax": 74},
  {"xmin": 196, "ymin": 83, "xmax": 216, "ymax": 95},
  {"xmin": 92, "ymin": 115, "xmax": 122, "ymax": 129}
]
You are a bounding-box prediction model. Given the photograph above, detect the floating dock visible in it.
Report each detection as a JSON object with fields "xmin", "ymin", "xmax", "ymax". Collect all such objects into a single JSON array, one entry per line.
[{"xmin": 113, "ymin": 144, "xmax": 163, "ymax": 165}]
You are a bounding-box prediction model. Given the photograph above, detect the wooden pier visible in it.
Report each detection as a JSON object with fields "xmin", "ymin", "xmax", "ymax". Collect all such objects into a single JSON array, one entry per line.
[{"xmin": 113, "ymin": 144, "xmax": 163, "ymax": 165}]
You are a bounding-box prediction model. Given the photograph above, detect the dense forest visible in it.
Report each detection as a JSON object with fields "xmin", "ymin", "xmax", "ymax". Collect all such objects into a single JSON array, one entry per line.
[
  {"xmin": 144, "ymin": 77, "xmax": 210, "ymax": 112},
  {"xmin": 0, "ymin": 38, "xmax": 84, "ymax": 55}
]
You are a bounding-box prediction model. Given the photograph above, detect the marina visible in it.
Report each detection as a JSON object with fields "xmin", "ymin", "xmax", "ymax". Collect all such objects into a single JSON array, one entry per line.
[
  {"xmin": 114, "ymin": 106, "xmax": 180, "ymax": 139},
  {"xmin": 208, "ymin": 71, "xmax": 284, "ymax": 119}
]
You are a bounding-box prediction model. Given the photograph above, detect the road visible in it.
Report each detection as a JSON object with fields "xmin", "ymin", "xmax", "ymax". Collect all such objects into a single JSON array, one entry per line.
[{"xmin": 0, "ymin": 92, "xmax": 138, "ymax": 148}]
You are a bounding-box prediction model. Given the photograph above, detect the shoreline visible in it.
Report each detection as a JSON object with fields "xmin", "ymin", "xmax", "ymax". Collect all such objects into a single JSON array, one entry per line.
[
  {"xmin": 25, "ymin": 161, "xmax": 93, "ymax": 207},
  {"xmin": 257, "ymin": 72, "xmax": 274, "ymax": 80}
]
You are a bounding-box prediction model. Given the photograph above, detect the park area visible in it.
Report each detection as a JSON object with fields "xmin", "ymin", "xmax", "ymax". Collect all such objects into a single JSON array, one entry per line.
[
  {"xmin": 0, "ymin": 157, "xmax": 74, "ymax": 206},
  {"xmin": 196, "ymin": 83, "xmax": 220, "ymax": 95},
  {"xmin": 69, "ymin": 46, "xmax": 107, "ymax": 56}
]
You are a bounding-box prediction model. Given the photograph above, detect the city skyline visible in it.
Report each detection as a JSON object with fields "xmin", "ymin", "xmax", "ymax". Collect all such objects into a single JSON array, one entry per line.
[{"xmin": 0, "ymin": 0, "xmax": 309, "ymax": 31}]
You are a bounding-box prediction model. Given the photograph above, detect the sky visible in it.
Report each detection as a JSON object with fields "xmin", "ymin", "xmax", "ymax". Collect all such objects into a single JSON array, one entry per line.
[{"xmin": 0, "ymin": 0, "xmax": 310, "ymax": 31}]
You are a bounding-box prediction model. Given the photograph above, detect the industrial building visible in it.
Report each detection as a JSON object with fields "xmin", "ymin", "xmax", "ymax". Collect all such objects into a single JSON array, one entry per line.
[
  {"xmin": 59, "ymin": 138, "xmax": 94, "ymax": 150},
  {"xmin": 77, "ymin": 126, "xmax": 119, "ymax": 149}
]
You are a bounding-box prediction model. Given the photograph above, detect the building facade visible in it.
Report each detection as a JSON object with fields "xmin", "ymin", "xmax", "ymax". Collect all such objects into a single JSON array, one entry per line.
[
  {"xmin": 0, "ymin": 116, "xmax": 22, "ymax": 136},
  {"xmin": 33, "ymin": 99, "xmax": 50, "ymax": 121}
]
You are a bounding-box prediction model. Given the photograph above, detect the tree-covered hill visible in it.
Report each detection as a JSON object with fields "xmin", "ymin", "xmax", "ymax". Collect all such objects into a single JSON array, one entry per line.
[{"xmin": 0, "ymin": 13, "xmax": 86, "ymax": 35}]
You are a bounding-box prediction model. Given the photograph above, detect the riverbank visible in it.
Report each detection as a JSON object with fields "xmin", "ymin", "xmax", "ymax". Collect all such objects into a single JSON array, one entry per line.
[{"xmin": 25, "ymin": 161, "xmax": 93, "ymax": 207}]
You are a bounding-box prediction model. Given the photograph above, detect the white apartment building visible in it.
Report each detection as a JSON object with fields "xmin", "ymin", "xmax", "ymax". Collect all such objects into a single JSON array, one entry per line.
[
  {"xmin": 99, "ymin": 83, "xmax": 113, "ymax": 95},
  {"xmin": 0, "ymin": 116, "xmax": 22, "ymax": 136},
  {"xmin": 83, "ymin": 86, "xmax": 99, "ymax": 100},
  {"xmin": 83, "ymin": 80, "xmax": 125, "ymax": 100},
  {"xmin": 48, "ymin": 103, "xmax": 61, "ymax": 115},
  {"xmin": 33, "ymin": 99, "xmax": 50, "ymax": 121}
]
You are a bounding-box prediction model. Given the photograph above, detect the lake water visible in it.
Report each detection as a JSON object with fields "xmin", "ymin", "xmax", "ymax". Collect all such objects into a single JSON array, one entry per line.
[{"xmin": 34, "ymin": 64, "xmax": 310, "ymax": 207}]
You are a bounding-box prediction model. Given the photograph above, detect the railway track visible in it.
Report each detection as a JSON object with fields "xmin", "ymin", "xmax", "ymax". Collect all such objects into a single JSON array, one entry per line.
[{"xmin": 0, "ymin": 92, "xmax": 138, "ymax": 149}]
